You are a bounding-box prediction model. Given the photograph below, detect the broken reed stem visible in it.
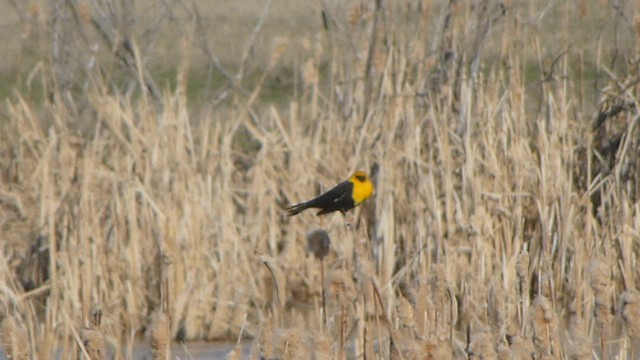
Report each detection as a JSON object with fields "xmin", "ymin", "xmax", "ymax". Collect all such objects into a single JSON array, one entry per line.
[{"xmin": 261, "ymin": 256, "xmax": 286, "ymax": 327}]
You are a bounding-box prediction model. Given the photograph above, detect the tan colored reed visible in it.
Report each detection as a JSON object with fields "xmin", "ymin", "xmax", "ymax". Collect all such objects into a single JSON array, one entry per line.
[
  {"xmin": 148, "ymin": 311, "xmax": 170, "ymax": 360},
  {"xmin": 1, "ymin": 317, "xmax": 31, "ymax": 360},
  {"xmin": 1, "ymin": 2, "xmax": 640, "ymax": 358},
  {"xmin": 588, "ymin": 258, "xmax": 614, "ymax": 328},
  {"xmin": 79, "ymin": 327, "xmax": 105, "ymax": 360},
  {"xmin": 530, "ymin": 295, "xmax": 557, "ymax": 357},
  {"xmin": 619, "ymin": 288, "xmax": 640, "ymax": 339}
]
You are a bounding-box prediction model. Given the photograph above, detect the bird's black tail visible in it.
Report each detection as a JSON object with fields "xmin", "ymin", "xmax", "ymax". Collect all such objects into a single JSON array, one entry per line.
[{"xmin": 286, "ymin": 202, "xmax": 309, "ymax": 216}]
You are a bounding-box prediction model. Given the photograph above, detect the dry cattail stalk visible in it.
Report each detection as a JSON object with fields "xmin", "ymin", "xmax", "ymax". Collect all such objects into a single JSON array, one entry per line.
[
  {"xmin": 516, "ymin": 249, "xmax": 529, "ymax": 286},
  {"xmin": 89, "ymin": 305, "xmax": 102, "ymax": 328},
  {"xmin": 258, "ymin": 315, "xmax": 275, "ymax": 359},
  {"xmin": 311, "ymin": 331, "xmax": 332, "ymax": 359},
  {"xmin": 396, "ymin": 294, "xmax": 415, "ymax": 329},
  {"xmin": 565, "ymin": 290, "xmax": 592, "ymax": 360},
  {"xmin": 619, "ymin": 288, "xmax": 640, "ymax": 339},
  {"xmin": 80, "ymin": 327, "xmax": 105, "ymax": 360},
  {"xmin": 1, "ymin": 317, "xmax": 31, "ymax": 360},
  {"xmin": 325, "ymin": 268, "xmax": 357, "ymax": 308},
  {"xmin": 148, "ymin": 311, "xmax": 170, "ymax": 360},
  {"xmin": 393, "ymin": 340, "xmax": 436, "ymax": 360},
  {"xmin": 413, "ymin": 283, "xmax": 434, "ymax": 338},
  {"xmin": 588, "ymin": 258, "xmax": 614, "ymax": 328},
  {"xmin": 389, "ymin": 336, "xmax": 404, "ymax": 360},
  {"xmin": 273, "ymin": 328, "xmax": 312, "ymax": 360},
  {"xmin": 467, "ymin": 329, "xmax": 497, "ymax": 359},
  {"xmin": 530, "ymin": 295, "xmax": 557, "ymax": 357},
  {"xmin": 488, "ymin": 284, "xmax": 506, "ymax": 334},
  {"xmin": 429, "ymin": 338, "xmax": 453, "ymax": 360},
  {"xmin": 306, "ymin": 229, "xmax": 331, "ymax": 260},
  {"xmin": 566, "ymin": 316, "xmax": 592, "ymax": 359},
  {"xmin": 80, "ymin": 305, "xmax": 105, "ymax": 360},
  {"xmin": 425, "ymin": 264, "xmax": 453, "ymax": 339},
  {"xmin": 497, "ymin": 341, "xmax": 511, "ymax": 360},
  {"xmin": 506, "ymin": 332, "xmax": 535, "ymax": 360},
  {"xmin": 307, "ymin": 229, "xmax": 331, "ymax": 328}
]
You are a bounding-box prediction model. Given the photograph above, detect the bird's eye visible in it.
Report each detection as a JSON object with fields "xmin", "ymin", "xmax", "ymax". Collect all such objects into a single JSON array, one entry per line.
[{"xmin": 356, "ymin": 175, "xmax": 366, "ymax": 182}]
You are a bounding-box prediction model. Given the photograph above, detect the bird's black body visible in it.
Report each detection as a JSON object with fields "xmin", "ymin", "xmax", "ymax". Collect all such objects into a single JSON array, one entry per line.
[{"xmin": 286, "ymin": 181, "xmax": 355, "ymax": 216}]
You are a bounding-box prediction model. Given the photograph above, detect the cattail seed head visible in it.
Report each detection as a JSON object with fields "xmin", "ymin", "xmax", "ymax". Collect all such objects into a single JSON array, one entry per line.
[
  {"xmin": 306, "ymin": 229, "xmax": 331, "ymax": 260},
  {"xmin": 619, "ymin": 288, "xmax": 640, "ymax": 339}
]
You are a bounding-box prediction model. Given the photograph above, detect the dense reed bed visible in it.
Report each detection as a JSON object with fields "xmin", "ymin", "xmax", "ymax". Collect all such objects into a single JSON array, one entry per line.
[{"xmin": 1, "ymin": 0, "xmax": 640, "ymax": 358}]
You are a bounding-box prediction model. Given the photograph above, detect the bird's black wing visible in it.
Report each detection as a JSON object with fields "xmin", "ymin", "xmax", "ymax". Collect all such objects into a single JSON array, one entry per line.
[
  {"xmin": 312, "ymin": 181, "xmax": 355, "ymax": 215},
  {"xmin": 286, "ymin": 180, "xmax": 354, "ymax": 216}
]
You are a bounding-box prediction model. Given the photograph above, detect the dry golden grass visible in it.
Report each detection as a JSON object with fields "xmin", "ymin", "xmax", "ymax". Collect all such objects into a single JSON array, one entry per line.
[{"xmin": 2, "ymin": 1, "xmax": 640, "ymax": 359}]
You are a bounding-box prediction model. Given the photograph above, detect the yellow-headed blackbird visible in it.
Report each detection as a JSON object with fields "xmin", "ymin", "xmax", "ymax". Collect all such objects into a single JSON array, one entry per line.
[{"xmin": 286, "ymin": 171, "xmax": 374, "ymax": 216}]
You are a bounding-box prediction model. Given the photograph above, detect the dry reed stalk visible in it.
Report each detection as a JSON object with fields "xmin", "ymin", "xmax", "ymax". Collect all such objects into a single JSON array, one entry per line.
[
  {"xmin": 1, "ymin": 317, "xmax": 31, "ymax": 360},
  {"xmin": 266, "ymin": 328, "xmax": 312, "ymax": 360},
  {"xmin": 562, "ymin": 284, "xmax": 592, "ymax": 360},
  {"xmin": 497, "ymin": 341, "xmax": 512, "ymax": 360},
  {"xmin": 588, "ymin": 257, "xmax": 614, "ymax": 358},
  {"xmin": 426, "ymin": 338, "xmax": 454, "ymax": 360},
  {"xmin": 505, "ymin": 330, "xmax": 535, "ymax": 360},
  {"xmin": 258, "ymin": 317, "xmax": 275, "ymax": 359},
  {"xmin": 428, "ymin": 264, "xmax": 453, "ymax": 339},
  {"xmin": 396, "ymin": 294, "xmax": 415, "ymax": 330},
  {"xmin": 148, "ymin": 310, "xmax": 170, "ymax": 360},
  {"xmin": 488, "ymin": 284, "xmax": 506, "ymax": 335},
  {"xmin": 530, "ymin": 295, "xmax": 557, "ymax": 357},
  {"xmin": 339, "ymin": 303, "xmax": 347, "ymax": 360},
  {"xmin": 311, "ymin": 331, "xmax": 332, "ymax": 359},
  {"xmin": 4, "ymin": 2, "xmax": 640, "ymax": 359},
  {"xmin": 79, "ymin": 327, "xmax": 105, "ymax": 360},
  {"xmin": 467, "ymin": 329, "xmax": 497, "ymax": 359},
  {"xmin": 516, "ymin": 248, "xmax": 530, "ymax": 332},
  {"xmin": 619, "ymin": 288, "xmax": 640, "ymax": 339},
  {"xmin": 79, "ymin": 305, "xmax": 105, "ymax": 360},
  {"xmin": 566, "ymin": 312, "xmax": 592, "ymax": 360}
]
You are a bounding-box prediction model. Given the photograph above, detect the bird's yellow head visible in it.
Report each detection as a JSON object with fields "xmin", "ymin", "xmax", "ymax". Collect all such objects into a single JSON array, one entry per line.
[{"xmin": 349, "ymin": 170, "xmax": 374, "ymax": 205}]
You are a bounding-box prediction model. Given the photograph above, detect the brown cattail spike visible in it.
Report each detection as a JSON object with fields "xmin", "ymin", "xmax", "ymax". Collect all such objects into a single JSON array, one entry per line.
[{"xmin": 306, "ymin": 229, "xmax": 331, "ymax": 260}]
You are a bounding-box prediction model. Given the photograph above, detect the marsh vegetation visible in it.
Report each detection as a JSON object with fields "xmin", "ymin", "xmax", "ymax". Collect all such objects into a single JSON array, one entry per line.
[{"xmin": 1, "ymin": 1, "xmax": 640, "ymax": 358}]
